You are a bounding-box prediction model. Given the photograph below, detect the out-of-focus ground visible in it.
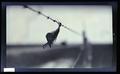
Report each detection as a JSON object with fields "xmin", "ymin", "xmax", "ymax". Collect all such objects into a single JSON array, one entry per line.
[{"xmin": 6, "ymin": 44, "xmax": 116, "ymax": 68}]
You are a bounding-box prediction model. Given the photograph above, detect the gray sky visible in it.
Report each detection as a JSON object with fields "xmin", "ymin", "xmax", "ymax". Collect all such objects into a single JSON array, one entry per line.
[{"xmin": 6, "ymin": 5, "xmax": 113, "ymax": 45}]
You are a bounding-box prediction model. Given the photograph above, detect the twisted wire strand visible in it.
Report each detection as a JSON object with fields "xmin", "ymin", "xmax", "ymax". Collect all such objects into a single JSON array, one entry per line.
[{"xmin": 23, "ymin": 5, "xmax": 82, "ymax": 36}]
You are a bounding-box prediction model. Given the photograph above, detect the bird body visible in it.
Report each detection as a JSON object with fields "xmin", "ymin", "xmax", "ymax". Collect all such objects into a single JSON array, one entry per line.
[{"xmin": 43, "ymin": 23, "xmax": 61, "ymax": 48}]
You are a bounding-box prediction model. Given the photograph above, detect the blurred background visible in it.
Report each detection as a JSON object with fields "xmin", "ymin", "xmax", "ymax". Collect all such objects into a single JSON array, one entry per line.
[{"xmin": 6, "ymin": 5, "xmax": 116, "ymax": 68}]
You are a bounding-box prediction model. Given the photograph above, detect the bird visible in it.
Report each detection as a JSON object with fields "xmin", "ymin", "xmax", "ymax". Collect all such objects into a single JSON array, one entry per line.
[{"xmin": 42, "ymin": 22, "xmax": 62, "ymax": 48}]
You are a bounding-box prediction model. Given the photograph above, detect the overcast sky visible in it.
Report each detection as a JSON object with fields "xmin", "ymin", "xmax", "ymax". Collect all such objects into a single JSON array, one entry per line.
[{"xmin": 6, "ymin": 5, "xmax": 113, "ymax": 45}]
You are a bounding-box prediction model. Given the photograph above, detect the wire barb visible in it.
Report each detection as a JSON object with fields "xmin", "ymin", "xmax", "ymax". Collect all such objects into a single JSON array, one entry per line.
[{"xmin": 38, "ymin": 11, "xmax": 42, "ymax": 14}]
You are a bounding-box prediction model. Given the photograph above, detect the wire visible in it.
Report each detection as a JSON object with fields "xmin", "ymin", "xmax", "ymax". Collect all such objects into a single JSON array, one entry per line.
[
  {"xmin": 23, "ymin": 5, "xmax": 82, "ymax": 36},
  {"xmin": 71, "ymin": 48, "xmax": 83, "ymax": 68}
]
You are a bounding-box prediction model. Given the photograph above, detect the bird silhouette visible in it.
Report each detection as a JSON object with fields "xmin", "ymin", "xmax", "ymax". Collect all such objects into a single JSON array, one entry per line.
[{"xmin": 42, "ymin": 22, "xmax": 62, "ymax": 48}]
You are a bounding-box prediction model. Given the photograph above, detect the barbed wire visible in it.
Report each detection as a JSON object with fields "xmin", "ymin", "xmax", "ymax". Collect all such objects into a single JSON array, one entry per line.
[{"xmin": 23, "ymin": 5, "xmax": 82, "ymax": 36}]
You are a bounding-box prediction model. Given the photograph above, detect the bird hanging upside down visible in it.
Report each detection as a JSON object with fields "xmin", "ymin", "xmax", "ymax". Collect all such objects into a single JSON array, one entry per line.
[{"xmin": 42, "ymin": 22, "xmax": 62, "ymax": 48}]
